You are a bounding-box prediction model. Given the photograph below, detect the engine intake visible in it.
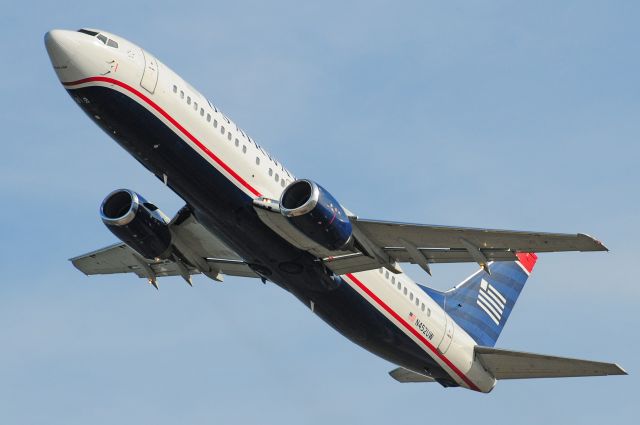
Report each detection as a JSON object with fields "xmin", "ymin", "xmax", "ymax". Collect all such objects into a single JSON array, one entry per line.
[
  {"xmin": 100, "ymin": 189, "xmax": 172, "ymax": 259},
  {"xmin": 280, "ymin": 179, "xmax": 352, "ymax": 251}
]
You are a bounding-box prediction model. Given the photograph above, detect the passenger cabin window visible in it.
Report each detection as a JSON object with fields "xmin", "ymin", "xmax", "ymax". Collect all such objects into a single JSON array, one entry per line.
[
  {"xmin": 275, "ymin": 174, "xmax": 279, "ymax": 182},
  {"xmin": 172, "ymin": 85, "xmax": 177, "ymax": 93},
  {"xmin": 207, "ymin": 113, "xmax": 211, "ymax": 122},
  {"xmin": 187, "ymin": 96, "xmax": 191, "ymax": 105},
  {"xmin": 194, "ymin": 102, "xmax": 198, "ymax": 111},
  {"xmin": 256, "ymin": 157, "xmax": 260, "ymax": 165},
  {"xmin": 200, "ymin": 108, "xmax": 205, "ymax": 116},
  {"xmin": 268, "ymin": 168, "xmax": 273, "ymax": 176},
  {"xmin": 242, "ymin": 146, "xmax": 247, "ymax": 153},
  {"xmin": 227, "ymin": 132, "xmax": 232, "ymax": 141},
  {"xmin": 235, "ymin": 138, "xmax": 239, "ymax": 147},
  {"xmin": 213, "ymin": 119, "xmax": 218, "ymax": 128},
  {"xmin": 281, "ymin": 180, "xmax": 286, "ymax": 187},
  {"xmin": 403, "ymin": 287, "xmax": 407, "ymax": 296},
  {"xmin": 221, "ymin": 126, "xmax": 225, "ymax": 134},
  {"xmin": 409, "ymin": 292, "xmax": 413, "ymax": 301},
  {"xmin": 180, "ymin": 91, "xmax": 184, "ymax": 99}
]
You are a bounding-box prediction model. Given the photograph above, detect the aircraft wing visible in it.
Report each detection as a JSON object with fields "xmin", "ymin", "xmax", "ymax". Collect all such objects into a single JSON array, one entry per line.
[
  {"xmin": 325, "ymin": 218, "xmax": 607, "ymax": 275},
  {"xmin": 71, "ymin": 206, "xmax": 258, "ymax": 285},
  {"xmin": 71, "ymin": 243, "xmax": 257, "ymax": 278},
  {"xmin": 353, "ymin": 218, "xmax": 606, "ymax": 258},
  {"xmin": 252, "ymin": 197, "xmax": 608, "ymax": 276},
  {"xmin": 475, "ymin": 346, "xmax": 627, "ymax": 380}
]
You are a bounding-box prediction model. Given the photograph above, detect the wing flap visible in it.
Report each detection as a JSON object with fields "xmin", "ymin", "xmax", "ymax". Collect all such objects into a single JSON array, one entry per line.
[
  {"xmin": 475, "ymin": 346, "xmax": 627, "ymax": 380},
  {"xmin": 384, "ymin": 247, "xmax": 518, "ymax": 264}
]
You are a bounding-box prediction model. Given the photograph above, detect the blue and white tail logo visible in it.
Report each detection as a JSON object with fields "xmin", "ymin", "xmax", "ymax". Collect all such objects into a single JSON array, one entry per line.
[
  {"xmin": 419, "ymin": 253, "xmax": 537, "ymax": 347},
  {"xmin": 477, "ymin": 279, "xmax": 507, "ymax": 325}
]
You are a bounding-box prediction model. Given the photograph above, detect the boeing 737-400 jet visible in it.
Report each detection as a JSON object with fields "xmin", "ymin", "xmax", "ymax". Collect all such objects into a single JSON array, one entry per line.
[{"xmin": 45, "ymin": 28, "xmax": 626, "ymax": 392}]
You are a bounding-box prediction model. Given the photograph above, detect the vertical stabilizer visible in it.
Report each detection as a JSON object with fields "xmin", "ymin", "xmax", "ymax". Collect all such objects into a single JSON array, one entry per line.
[{"xmin": 421, "ymin": 253, "xmax": 537, "ymax": 347}]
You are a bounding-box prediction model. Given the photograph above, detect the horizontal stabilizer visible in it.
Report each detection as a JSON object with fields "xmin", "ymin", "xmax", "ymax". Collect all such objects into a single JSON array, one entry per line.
[
  {"xmin": 389, "ymin": 367, "xmax": 436, "ymax": 383},
  {"xmin": 475, "ymin": 346, "xmax": 627, "ymax": 380}
]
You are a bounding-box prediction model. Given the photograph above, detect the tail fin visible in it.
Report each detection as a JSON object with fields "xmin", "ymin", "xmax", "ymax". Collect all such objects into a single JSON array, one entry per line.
[{"xmin": 421, "ymin": 253, "xmax": 537, "ymax": 347}]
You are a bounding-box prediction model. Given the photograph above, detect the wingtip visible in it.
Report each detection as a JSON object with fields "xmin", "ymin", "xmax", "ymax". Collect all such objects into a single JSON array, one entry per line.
[
  {"xmin": 614, "ymin": 364, "xmax": 628, "ymax": 375},
  {"xmin": 68, "ymin": 258, "xmax": 90, "ymax": 276},
  {"xmin": 578, "ymin": 233, "xmax": 609, "ymax": 252}
]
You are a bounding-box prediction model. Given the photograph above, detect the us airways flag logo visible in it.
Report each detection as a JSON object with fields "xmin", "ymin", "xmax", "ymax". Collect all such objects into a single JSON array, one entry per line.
[{"xmin": 477, "ymin": 279, "xmax": 506, "ymax": 325}]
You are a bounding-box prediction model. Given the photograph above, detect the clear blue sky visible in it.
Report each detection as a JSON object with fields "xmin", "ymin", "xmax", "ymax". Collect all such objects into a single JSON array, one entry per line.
[{"xmin": 1, "ymin": 1, "xmax": 638, "ymax": 424}]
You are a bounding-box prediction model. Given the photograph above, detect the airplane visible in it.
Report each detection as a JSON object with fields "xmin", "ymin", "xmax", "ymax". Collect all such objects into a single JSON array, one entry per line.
[{"xmin": 44, "ymin": 28, "xmax": 626, "ymax": 393}]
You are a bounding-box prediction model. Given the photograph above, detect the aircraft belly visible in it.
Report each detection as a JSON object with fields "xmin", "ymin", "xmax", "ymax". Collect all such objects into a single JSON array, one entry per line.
[
  {"xmin": 305, "ymin": 282, "xmax": 453, "ymax": 380},
  {"xmin": 67, "ymin": 84, "xmax": 452, "ymax": 383}
]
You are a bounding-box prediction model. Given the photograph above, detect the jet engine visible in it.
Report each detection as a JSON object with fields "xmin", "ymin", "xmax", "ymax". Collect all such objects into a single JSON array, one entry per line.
[
  {"xmin": 279, "ymin": 179, "xmax": 352, "ymax": 251},
  {"xmin": 100, "ymin": 189, "xmax": 172, "ymax": 259}
]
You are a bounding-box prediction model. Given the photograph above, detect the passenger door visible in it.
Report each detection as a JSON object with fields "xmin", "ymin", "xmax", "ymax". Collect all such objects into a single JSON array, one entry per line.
[
  {"xmin": 140, "ymin": 50, "xmax": 159, "ymax": 94},
  {"xmin": 438, "ymin": 315, "xmax": 455, "ymax": 354}
]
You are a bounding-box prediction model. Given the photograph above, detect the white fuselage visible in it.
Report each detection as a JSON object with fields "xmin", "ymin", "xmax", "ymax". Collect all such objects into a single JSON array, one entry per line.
[{"xmin": 45, "ymin": 28, "xmax": 496, "ymax": 392}]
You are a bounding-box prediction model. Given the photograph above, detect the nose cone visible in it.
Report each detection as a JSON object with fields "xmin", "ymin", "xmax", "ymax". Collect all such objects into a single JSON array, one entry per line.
[{"xmin": 44, "ymin": 30, "xmax": 80, "ymax": 69}]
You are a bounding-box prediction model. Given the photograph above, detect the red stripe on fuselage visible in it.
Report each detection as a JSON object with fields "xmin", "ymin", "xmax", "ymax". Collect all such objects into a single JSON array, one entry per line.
[
  {"xmin": 63, "ymin": 77, "xmax": 479, "ymax": 390},
  {"xmin": 344, "ymin": 273, "xmax": 481, "ymax": 391},
  {"xmin": 62, "ymin": 77, "xmax": 262, "ymax": 197}
]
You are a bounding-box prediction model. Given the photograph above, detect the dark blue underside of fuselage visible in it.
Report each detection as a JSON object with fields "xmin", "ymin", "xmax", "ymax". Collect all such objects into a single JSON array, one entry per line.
[{"xmin": 68, "ymin": 85, "xmax": 455, "ymax": 385}]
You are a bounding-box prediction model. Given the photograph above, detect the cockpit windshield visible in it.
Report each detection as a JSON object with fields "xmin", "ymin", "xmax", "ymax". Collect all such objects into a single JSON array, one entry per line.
[
  {"xmin": 77, "ymin": 29, "xmax": 98, "ymax": 36},
  {"xmin": 77, "ymin": 29, "xmax": 118, "ymax": 48}
]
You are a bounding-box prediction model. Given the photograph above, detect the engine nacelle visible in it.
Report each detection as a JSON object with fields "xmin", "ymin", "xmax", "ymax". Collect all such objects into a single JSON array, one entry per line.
[
  {"xmin": 100, "ymin": 189, "xmax": 172, "ymax": 260},
  {"xmin": 280, "ymin": 179, "xmax": 352, "ymax": 251}
]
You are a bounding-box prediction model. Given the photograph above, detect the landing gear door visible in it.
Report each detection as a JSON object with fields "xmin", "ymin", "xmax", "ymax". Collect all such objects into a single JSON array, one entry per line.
[
  {"xmin": 140, "ymin": 50, "xmax": 159, "ymax": 94},
  {"xmin": 438, "ymin": 316, "xmax": 454, "ymax": 354}
]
